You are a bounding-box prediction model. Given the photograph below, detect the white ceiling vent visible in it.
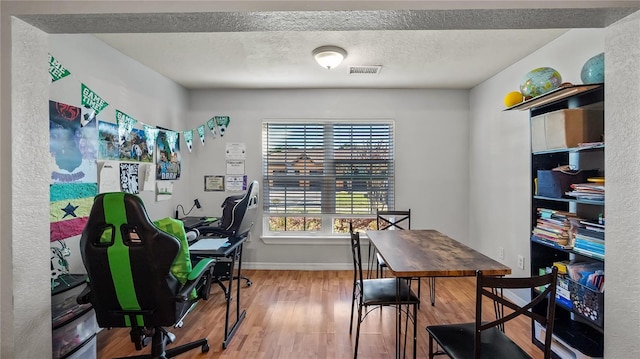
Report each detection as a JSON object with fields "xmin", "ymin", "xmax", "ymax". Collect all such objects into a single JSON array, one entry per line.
[{"xmin": 349, "ymin": 65, "xmax": 382, "ymax": 75}]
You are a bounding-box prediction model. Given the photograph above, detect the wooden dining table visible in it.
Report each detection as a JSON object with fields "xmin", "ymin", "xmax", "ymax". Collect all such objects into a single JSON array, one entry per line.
[{"xmin": 366, "ymin": 229, "xmax": 512, "ymax": 359}]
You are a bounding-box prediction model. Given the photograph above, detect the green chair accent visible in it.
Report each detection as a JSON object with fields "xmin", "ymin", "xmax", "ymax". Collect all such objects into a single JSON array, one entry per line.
[{"xmin": 78, "ymin": 192, "xmax": 216, "ymax": 358}]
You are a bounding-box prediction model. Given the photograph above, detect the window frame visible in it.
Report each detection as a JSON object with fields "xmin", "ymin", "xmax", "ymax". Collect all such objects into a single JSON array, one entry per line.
[{"xmin": 262, "ymin": 119, "xmax": 395, "ymax": 237}]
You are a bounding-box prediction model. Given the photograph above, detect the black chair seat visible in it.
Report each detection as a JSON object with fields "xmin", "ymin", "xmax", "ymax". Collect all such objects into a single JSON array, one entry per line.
[
  {"xmin": 426, "ymin": 268, "xmax": 558, "ymax": 359},
  {"xmin": 362, "ymin": 278, "xmax": 419, "ymax": 305},
  {"xmin": 426, "ymin": 323, "xmax": 532, "ymax": 359}
]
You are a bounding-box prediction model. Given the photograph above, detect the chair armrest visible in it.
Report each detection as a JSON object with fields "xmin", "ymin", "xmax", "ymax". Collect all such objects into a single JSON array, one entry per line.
[
  {"xmin": 197, "ymin": 226, "xmax": 233, "ymax": 238},
  {"xmin": 76, "ymin": 283, "xmax": 92, "ymax": 305},
  {"xmin": 176, "ymin": 258, "xmax": 216, "ymax": 301}
]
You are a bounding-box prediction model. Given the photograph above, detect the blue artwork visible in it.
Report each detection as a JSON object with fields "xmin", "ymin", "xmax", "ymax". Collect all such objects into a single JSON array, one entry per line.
[{"xmin": 49, "ymin": 101, "xmax": 97, "ymax": 183}]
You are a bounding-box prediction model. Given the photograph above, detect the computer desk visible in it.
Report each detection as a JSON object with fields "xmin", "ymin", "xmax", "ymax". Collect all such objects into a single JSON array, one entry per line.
[
  {"xmin": 189, "ymin": 235, "xmax": 247, "ymax": 349},
  {"xmin": 179, "ymin": 216, "xmax": 218, "ymax": 231}
]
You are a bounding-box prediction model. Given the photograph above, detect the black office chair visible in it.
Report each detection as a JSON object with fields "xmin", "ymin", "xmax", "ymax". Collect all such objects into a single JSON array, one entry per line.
[
  {"xmin": 426, "ymin": 267, "xmax": 559, "ymax": 359},
  {"xmin": 350, "ymin": 229, "xmax": 420, "ymax": 359},
  {"xmin": 196, "ymin": 180, "xmax": 259, "ymax": 298},
  {"xmin": 77, "ymin": 192, "xmax": 216, "ymax": 359}
]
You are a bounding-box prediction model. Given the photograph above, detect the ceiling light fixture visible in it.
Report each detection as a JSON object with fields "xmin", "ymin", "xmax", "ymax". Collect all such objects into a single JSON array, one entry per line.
[{"xmin": 312, "ymin": 46, "xmax": 347, "ymax": 70}]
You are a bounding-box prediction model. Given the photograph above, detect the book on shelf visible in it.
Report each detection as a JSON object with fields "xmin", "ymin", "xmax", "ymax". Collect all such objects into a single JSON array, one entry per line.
[
  {"xmin": 580, "ymin": 220, "xmax": 605, "ymax": 230},
  {"xmin": 532, "ymin": 228, "xmax": 569, "ymax": 245},
  {"xmin": 572, "ymin": 247, "xmax": 605, "ymax": 260},
  {"xmin": 531, "ymin": 234, "xmax": 573, "ymax": 249},
  {"xmin": 576, "ymin": 227, "xmax": 605, "ymax": 240},
  {"xmin": 574, "ymin": 239, "xmax": 605, "ymax": 253}
]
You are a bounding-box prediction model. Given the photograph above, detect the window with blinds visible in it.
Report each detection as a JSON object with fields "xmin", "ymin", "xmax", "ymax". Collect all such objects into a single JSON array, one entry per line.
[{"xmin": 262, "ymin": 121, "xmax": 395, "ymax": 234}]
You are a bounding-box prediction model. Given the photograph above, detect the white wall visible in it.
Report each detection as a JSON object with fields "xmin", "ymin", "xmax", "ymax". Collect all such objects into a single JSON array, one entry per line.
[
  {"xmin": 469, "ymin": 28, "xmax": 605, "ymax": 278},
  {"xmin": 48, "ymin": 34, "xmax": 191, "ymax": 273},
  {"xmin": 185, "ymin": 88, "xmax": 470, "ymax": 268},
  {"xmin": 603, "ymin": 10, "xmax": 640, "ymax": 356},
  {"xmin": 7, "ymin": 18, "xmax": 50, "ymax": 359}
]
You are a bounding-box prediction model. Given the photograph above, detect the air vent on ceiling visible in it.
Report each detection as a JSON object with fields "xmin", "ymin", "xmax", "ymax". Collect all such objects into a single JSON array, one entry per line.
[{"xmin": 349, "ymin": 65, "xmax": 382, "ymax": 75}]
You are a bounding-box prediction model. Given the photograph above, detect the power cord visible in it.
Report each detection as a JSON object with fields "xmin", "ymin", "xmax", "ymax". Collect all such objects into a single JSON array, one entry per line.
[{"xmin": 175, "ymin": 199, "xmax": 202, "ymax": 218}]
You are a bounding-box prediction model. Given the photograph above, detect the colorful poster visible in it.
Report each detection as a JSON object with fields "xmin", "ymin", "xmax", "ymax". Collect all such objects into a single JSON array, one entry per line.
[
  {"xmin": 50, "ymin": 182, "xmax": 97, "ymax": 241},
  {"xmin": 156, "ymin": 130, "xmax": 181, "ymax": 180},
  {"xmin": 98, "ymin": 121, "xmax": 120, "ymax": 160},
  {"xmin": 50, "ymin": 101, "xmax": 98, "ymax": 183},
  {"xmin": 48, "ymin": 54, "xmax": 70, "ymax": 82},
  {"xmin": 120, "ymin": 127, "xmax": 152, "ymax": 162}
]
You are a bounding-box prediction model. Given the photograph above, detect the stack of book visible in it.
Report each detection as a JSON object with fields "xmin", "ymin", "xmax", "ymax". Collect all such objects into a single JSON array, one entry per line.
[
  {"xmin": 573, "ymin": 220, "xmax": 605, "ymax": 259},
  {"xmin": 565, "ymin": 182, "xmax": 605, "ymax": 201},
  {"xmin": 531, "ymin": 208, "xmax": 580, "ymax": 247}
]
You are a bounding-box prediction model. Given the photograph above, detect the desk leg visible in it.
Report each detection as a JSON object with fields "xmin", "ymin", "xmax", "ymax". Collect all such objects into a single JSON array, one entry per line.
[
  {"xmin": 428, "ymin": 277, "xmax": 436, "ymax": 306},
  {"xmin": 396, "ymin": 277, "xmax": 401, "ymax": 359},
  {"xmin": 221, "ymin": 244, "xmax": 247, "ymax": 349}
]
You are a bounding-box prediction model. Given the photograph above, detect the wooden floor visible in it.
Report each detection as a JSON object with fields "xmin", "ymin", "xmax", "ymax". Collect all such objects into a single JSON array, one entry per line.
[{"xmin": 96, "ymin": 270, "xmax": 543, "ymax": 358}]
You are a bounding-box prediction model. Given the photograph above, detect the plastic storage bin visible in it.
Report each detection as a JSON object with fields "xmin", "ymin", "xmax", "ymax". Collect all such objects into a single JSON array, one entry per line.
[
  {"xmin": 52, "ymin": 307, "xmax": 97, "ymax": 359},
  {"xmin": 65, "ymin": 334, "xmax": 96, "ymax": 359},
  {"xmin": 569, "ymin": 279, "xmax": 604, "ymax": 327},
  {"xmin": 52, "ymin": 274, "xmax": 91, "ymax": 327}
]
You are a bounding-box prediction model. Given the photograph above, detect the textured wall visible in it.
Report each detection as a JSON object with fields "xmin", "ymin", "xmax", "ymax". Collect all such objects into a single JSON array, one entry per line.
[
  {"xmin": 9, "ymin": 18, "xmax": 51, "ymax": 359},
  {"xmin": 604, "ymin": 10, "xmax": 640, "ymax": 357}
]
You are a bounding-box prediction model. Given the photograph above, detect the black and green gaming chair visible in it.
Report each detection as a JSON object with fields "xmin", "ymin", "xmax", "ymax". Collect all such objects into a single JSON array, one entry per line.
[{"xmin": 77, "ymin": 192, "xmax": 216, "ymax": 358}]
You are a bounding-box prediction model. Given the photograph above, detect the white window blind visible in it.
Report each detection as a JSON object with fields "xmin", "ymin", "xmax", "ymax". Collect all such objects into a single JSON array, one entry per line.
[{"xmin": 262, "ymin": 121, "xmax": 394, "ymax": 233}]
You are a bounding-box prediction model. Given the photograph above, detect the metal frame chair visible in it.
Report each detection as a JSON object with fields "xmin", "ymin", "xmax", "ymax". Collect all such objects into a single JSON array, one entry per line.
[
  {"xmin": 426, "ymin": 267, "xmax": 559, "ymax": 359},
  {"xmin": 350, "ymin": 230, "xmax": 419, "ymax": 359}
]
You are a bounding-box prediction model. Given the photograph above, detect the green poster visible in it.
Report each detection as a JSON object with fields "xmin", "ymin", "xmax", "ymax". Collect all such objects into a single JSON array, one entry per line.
[
  {"xmin": 48, "ymin": 54, "xmax": 70, "ymax": 82},
  {"xmin": 81, "ymin": 84, "xmax": 108, "ymax": 116}
]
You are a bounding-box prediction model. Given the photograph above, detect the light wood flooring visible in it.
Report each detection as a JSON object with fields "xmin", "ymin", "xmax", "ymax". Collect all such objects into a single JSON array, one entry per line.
[{"xmin": 96, "ymin": 270, "xmax": 542, "ymax": 358}]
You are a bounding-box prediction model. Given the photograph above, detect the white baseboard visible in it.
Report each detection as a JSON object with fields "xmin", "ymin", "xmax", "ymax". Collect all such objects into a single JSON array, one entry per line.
[
  {"xmin": 503, "ymin": 289, "xmax": 529, "ymax": 307},
  {"xmin": 243, "ymin": 262, "xmax": 354, "ymax": 270}
]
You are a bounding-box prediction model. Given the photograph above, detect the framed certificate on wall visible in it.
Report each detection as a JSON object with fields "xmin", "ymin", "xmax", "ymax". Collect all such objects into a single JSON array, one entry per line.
[{"xmin": 204, "ymin": 175, "xmax": 225, "ymax": 191}]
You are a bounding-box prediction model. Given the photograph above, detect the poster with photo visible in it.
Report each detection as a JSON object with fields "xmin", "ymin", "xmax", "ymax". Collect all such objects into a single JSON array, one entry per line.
[
  {"xmin": 98, "ymin": 121, "xmax": 119, "ymax": 160},
  {"xmin": 156, "ymin": 130, "xmax": 181, "ymax": 180},
  {"xmin": 49, "ymin": 100, "xmax": 97, "ymax": 183},
  {"xmin": 120, "ymin": 127, "xmax": 152, "ymax": 163}
]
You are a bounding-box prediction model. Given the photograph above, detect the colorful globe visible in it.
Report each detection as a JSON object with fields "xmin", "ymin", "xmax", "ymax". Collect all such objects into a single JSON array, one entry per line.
[
  {"xmin": 520, "ymin": 67, "xmax": 562, "ymax": 98},
  {"xmin": 581, "ymin": 52, "xmax": 604, "ymax": 84},
  {"xmin": 503, "ymin": 91, "xmax": 524, "ymax": 107}
]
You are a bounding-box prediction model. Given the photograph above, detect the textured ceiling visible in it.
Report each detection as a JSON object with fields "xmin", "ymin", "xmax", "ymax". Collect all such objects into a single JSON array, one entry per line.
[
  {"xmin": 21, "ymin": 6, "xmax": 640, "ymax": 89},
  {"xmin": 92, "ymin": 29, "xmax": 568, "ymax": 89}
]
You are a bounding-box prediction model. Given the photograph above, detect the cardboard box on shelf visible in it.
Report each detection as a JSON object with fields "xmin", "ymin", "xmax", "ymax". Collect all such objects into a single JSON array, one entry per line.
[{"xmin": 531, "ymin": 109, "xmax": 604, "ymax": 152}]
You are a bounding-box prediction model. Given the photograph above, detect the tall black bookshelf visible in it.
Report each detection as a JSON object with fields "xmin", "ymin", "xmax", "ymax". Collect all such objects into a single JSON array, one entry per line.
[{"xmin": 508, "ymin": 84, "xmax": 605, "ymax": 359}]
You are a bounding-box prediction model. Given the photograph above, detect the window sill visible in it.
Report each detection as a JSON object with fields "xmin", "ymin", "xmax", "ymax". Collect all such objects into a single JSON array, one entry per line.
[{"xmin": 260, "ymin": 234, "xmax": 369, "ymax": 245}]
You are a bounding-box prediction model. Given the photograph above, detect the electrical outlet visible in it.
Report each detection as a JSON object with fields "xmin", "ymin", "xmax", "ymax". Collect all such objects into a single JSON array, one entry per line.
[
  {"xmin": 499, "ymin": 247, "xmax": 504, "ymax": 259},
  {"xmin": 517, "ymin": 255, "xmax": 525, "ymax": 270}
]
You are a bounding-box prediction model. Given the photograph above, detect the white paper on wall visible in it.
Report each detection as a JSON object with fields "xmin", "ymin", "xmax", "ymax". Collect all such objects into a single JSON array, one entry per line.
[
  {"xmin": 98, "ymin": 161, "xmax": 121, "ymax": 193},
  {"xmin": 141, "ymin": 164, "xmax": 155, "ymax": 192},
  {"xmin": 156, "ymin": 181, "xmax": 173, "ymax": 201}
]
